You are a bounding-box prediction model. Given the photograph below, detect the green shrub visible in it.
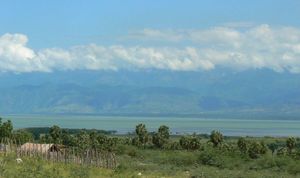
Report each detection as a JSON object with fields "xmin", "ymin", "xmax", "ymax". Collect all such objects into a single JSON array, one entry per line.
[
  {"xmin": 198, "ymin": 151, "xmax": 239, "ymax": 169},
  {"xmin": 152, "ymin": 126, "xmax": 170, "ymax": 149},
  {"xmin": 267, "ymin": 142, "xmax": 280, "ymax": 155},
  {"xmin": 198, "ymin": 151, "xmax": 218, "ymax": 166},
  {"xmin": 134, "ymin": 124, "xmax": 149, "ymax": 147},
  {"xmin": 117, "ymin": 145, "xmax": 140, "ymax": 157},
  {"xmin": 164, "ymin": 141, "xmax": 182, "ymax": 150},
  {"xmin": 220, "ymin": 142, "xmax": 235, "ymax": 152},
  {"xmin": 179, "ymin": 136, "xmax": 201, "ymax": 150},
  {"xmin": 286, "ymin": 137, "xmax": 296, "ymax": 153},
  {"xmin": 237, "ymin": 137, "xmax": 248, "ymax": 153},
  {"xmin": 277, "ymin": 147, "xmax": 288, "ymax": 156},
  {"xmin": 210, "ymin": 130, "xmax": 223, "ymax": 147},
  {"xmin": 248, "ymin": 141, "xmax": 268, "ymax": 159}
]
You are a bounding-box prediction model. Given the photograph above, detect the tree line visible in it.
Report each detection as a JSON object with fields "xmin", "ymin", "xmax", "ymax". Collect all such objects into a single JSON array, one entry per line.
[{"xmin": 0, "ymin": 117, "xmax": 299, "ymax": 160}]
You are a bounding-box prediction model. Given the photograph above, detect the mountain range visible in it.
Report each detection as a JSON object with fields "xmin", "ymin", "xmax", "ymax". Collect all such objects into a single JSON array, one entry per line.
[{"xmin": 0, "ymin": 69, "xmax": 299, "ymax": 118}]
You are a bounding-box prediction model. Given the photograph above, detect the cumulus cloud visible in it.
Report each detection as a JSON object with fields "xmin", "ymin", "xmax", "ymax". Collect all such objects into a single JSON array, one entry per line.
[
  {"xmin": 1, "ymin": 24, "xmax": 300, "ymax": 73},
  {"xmin": 0, "ymin": 33, "xmax": 43, "ymax": 72}
]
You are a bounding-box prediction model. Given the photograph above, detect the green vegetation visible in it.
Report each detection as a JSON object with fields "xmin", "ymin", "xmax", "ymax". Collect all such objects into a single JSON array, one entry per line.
[
  {"xmin": 152, "ymin": 125, "xmax": 170, "ymax": 148},
  {"xmin": 0, "ymin": 117, "xmax": 300, "ymax": 177},
  {"xmin": 209, "ymin": 130, "xmax": 224, "ymax": 147},
  {"xmin": 24, "ymin": 127, "xmax": 116, "ymax": 140},
  {"xmin": 286, "ymin": 137, "xmax": 297, "ymax": 153},
  {"xmin": 179, "ymin": 135, "xmax": 201, "ymax": 150}
]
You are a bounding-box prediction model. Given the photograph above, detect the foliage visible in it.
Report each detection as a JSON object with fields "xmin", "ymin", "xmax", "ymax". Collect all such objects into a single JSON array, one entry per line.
[
  {"xmin": 248, "ymin": 141, "xmax": 267, "ymax": 159},
  {"xmin": 1, "ymin": 119, "xmax": 300, "ymax": 177},
  {"xmin": 24, "ymin": 127, "xmax": 115, "ymax": 140},
  {"xmin": 198, "ymin": 150, "xmax": 220, "ymax": 166},
  {"xmin": 133, "ymin": 124, "xmax": 149, "ymax": 147},
  {"xmin": 210, "ymin": 130, "xmax": 223, "ymax": 147},
  {"xmin": 237, "ymin": 137, "xmax": 248, "ymax": 154},
  {"xmin": 277, "ymin": 147, "xmax": 288, "ymax": 156},
  {"xmin": 179, "ymin": 135, "xmax": 201, "ymax": 150},
  {"xmin": 268, "ymin": 142, "xmax": 280, "ymax": 155},
  {"xmin": 49, "ymin": 125, "xmax": 62, "ymax": 144},
  {"xmin": 12, "ymin": 130, "xmax": 33, "ymax": 145},
  {"xmin": 0, "ymin": 118, "xmax": 13, "ymax": 140},
  {"xmin": 165, "ymin": 141, "xmax": 182, "ymax": 150},
  {"xmin": 152, "ymin": 125, "xmax": 170, "ymax": 148},
  {"xmin": 61, "ymin": 130, "xmax": 77, "ymax": 146},
  {"xmin": 286, "ymin": 137, "xmax": 296, "ymax": 153}
]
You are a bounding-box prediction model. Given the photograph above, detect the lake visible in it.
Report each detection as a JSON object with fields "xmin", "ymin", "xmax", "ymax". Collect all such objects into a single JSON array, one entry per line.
[{"xmin": 2, "ymin": 114, "xmax": 300, "ymax": 137}]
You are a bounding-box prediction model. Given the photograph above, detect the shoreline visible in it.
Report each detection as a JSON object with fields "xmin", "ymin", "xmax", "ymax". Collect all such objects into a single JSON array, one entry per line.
[{"xmin": 19, "ymin": 126, "xmax": 296, "ymax": 138}]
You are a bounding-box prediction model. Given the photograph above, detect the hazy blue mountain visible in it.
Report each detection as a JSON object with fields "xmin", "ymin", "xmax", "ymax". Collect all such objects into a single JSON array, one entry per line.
[{"xmin": 0, "ymin": 69, "xmax": 299, "ymax": 117}]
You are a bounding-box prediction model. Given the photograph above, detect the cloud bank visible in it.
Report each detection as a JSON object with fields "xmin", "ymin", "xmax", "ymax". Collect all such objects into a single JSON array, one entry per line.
[{"xmin": 1, "ymin": 24, "xmax": 300, "ymax": 73}]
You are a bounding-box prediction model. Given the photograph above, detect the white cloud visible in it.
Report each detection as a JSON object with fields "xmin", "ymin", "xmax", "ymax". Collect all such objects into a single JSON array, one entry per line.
[
  {"xmin": 1, "ymin": 24, "xmax": 300, "ymax": 73},
  {"xmin": 0, "ymin": 33, "xmax": 42, "ymax": 72},
  {"xmin": 127, "ymin": 29, "xmax": 184, "ymax": 42},
  {"xmin": 188, "ymin": 27, "xmax": 242, "ymax": 48}
]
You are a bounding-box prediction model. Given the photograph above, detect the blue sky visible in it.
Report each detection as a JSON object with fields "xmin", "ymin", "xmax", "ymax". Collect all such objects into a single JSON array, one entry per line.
[
  {"xmin": 0, "ymin": 0, "xmax": 300, "ymax": 73},
  {"xmin": 1, "ymin": 0, "xmax": 300, "ymax": 48}
]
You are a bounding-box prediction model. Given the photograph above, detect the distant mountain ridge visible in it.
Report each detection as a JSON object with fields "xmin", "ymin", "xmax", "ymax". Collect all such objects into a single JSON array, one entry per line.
[{"xmin": 0, "ymin": 69, "xmax": 299, "ymax": 116}]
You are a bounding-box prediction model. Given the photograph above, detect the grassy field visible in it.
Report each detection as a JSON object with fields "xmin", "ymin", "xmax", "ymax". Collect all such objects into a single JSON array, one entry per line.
[
  {"xmin": 0, "ymin": 119, "xmax": 299, "ymax": 178},
  {"xmin": 0, "ymin": 156, "xmax": 298, "ymax": 178},
  {"xmin": 1, "ymin": 137, "xmax": 300, "ymax": 178}
]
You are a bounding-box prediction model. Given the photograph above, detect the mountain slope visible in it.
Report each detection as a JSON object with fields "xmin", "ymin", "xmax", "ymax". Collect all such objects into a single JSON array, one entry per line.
[{"xmin": 0, "ymin": 69, "xmax": 299, "ymax": 115}]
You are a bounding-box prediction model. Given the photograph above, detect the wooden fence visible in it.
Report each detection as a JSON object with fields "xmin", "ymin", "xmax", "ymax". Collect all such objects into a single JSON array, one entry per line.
[{"xmin": 0, "ymin": 139, "xmax": 117, "ymax": 169}]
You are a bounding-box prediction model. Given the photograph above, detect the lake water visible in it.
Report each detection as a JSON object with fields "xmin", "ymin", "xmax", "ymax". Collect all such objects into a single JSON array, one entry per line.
[{"xmin": 2, "ymin": 114, "xmax": 300, "ymax": 137}]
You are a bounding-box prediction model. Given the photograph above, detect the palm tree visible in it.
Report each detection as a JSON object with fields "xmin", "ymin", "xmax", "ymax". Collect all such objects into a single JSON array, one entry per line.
[
  {"xmin": 286, "ymin": 137, "xmax": 296, "ymax": 154},
  {"xmin": 210, "ymin": 130, "xmax": 223, "ymax": 147},
  {"xmin": 135, "ymin": 123, "xmax": 149, "ymax": 146}
]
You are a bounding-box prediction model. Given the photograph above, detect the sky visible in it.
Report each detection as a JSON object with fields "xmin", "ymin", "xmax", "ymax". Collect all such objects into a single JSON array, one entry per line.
[{"xmin": 0, "ymin": 0, "xmax": 300, "ymax": 73}]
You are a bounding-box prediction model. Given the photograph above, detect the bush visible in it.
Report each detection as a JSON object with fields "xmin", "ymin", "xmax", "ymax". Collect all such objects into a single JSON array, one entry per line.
[
  {"xmin": 198, "ymin": 151, "xmax": 218, "ymax": 166},
  {"xmin": 116, "ymin": 145, "xmax": 140, "ymax": 157},
  {"xmin": 152, "ymin": 125, "xmax": 170, "ymax": 148},
  {"xmin": 237, "ymin": 137, "xmax": 248, "ymax": 153},
  {"xmin": 277, "ymin": 147, "xmax": 288, "ymax": 156},
  {"xmin": 248, "ymin": 141, "xmax": 268, "ymax": 159},
  {"xmin": 197, "ymin": 150, "xmax": 240, "ymax": 169},
  {"xmin": 210, "ymin": 130, "xmax": 223, "ymax": 147},
  {"xmin": 121, "ymin": 137, "xmax": 132, "ymax": 145},
  {"xmin": 132, "ymin": 137, "xmax": 141, "ymax": 147},
  {"xmin": 134, "ymin": 124, "xmax": 149, "ymax": 147},
  {"xmin": 164, "ymin": 141, "xmax": 182, "ymax": 150},
  {"xmin": 220, "ymin": 142, "xmax": 235, "ymax": 152},
  {"xmin": 286, "ymin": 137, "xmax": 296, "ymax": 153},
  {"xmin": 12, "ymin": 130, "xmax": 33, "ymax": 145},
  {"xmin": 179, "ymin": 136, "xmax": 201, "ymax": 150},
  {"xmin": 267, "ymin": 142, "xmax": 280, "ymax": 155}
]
